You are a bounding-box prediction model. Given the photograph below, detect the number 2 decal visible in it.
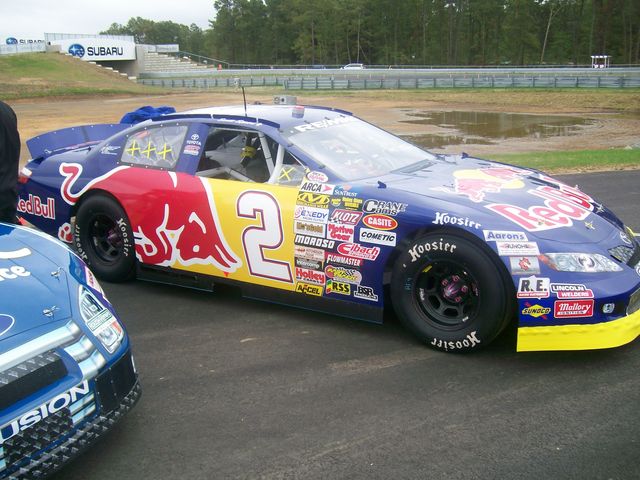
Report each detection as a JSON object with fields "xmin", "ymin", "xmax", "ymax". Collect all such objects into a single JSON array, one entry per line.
[{"xmin": 237, "ymin": 191, "xmax": 293, "ymax": 283}]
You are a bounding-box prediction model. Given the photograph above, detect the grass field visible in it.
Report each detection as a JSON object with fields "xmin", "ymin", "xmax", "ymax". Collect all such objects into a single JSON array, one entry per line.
[{"xmin": 486, "ymin": 149, "xmax": 640, "ymax": 173}]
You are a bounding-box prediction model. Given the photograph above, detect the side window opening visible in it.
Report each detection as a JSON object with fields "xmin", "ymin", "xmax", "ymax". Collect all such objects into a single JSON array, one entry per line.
[
  {"xmin": 197, "ymin": 128, "xmax": 276, "ymax": 183},
  {"xmin": 121, "ymin": 125, "xmax": 187, "ymax": 169}
]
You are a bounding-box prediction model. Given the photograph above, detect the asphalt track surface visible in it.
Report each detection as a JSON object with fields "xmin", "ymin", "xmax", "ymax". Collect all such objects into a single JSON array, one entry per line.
[{"xmin": 50, "ymin": 170, "xmax": 640, "ymax": 480}]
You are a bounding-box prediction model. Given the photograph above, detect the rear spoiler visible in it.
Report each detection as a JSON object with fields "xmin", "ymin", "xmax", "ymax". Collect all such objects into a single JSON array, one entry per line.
[{"xmin": 27, "ymin": 123, "xmax": 131, "ymax": 160}]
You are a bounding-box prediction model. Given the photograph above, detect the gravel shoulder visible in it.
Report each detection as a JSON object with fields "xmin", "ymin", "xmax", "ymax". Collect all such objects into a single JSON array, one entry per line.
[{"xmin": 10, "ymin": 91, "xmax": 640, "ymax": 166}]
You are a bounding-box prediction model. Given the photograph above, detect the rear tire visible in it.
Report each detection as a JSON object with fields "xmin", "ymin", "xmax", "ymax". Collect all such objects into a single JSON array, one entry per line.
[
  {"xmin": 74, "ymin": 195, "xmax": 135, "ymax": 282},
  {"xmin": 391, "ymin": 232, "xmax": 514, "ymax": 352}
]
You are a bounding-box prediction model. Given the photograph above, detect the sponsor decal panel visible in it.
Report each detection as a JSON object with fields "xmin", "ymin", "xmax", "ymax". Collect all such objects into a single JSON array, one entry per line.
[
  {"xmin": 432, "ymin": 212, "xmax": 481, "ymax": 229},
  {"xmin": 294, "ymin": 221, "xmax": 326, "ymax": 238},
  {"xmin": 353, "ymin": 284, "xmax": 378, "ymax": 301},
  {"xmin": 17, "ymin": 195, "xmax": 56, "ymax": 220},
  {"xmin": 331, "ymin": 196, "xmax": 363, "ymax": 210},
  {"xmin": 330, "ymin": 209, "xmax": 363, "ymax": 225},
  {"xmin": 521, "ymin": 303, "xmax": 551, "ymax": 319},
  {"xmin": 326, "ymin": 252, "xmax": 363, "ymax": 267},
  {"xmin": 363, "ymin": 214, "xmax": 398, "ymax": 231},
  {"xmin": 295, "ymin": 267, "xmax": 325, "ymax": 285},
  {"xmin": 363, "ymin": 199, "xmax": 407, "ymax": 216},
  {"xmin": 295, "ymin": 234, "xmax": 335, "ymax": 249},
  {"xmin": 294, "ymin": 206, "xmax": 329, "ymax": 223},
  {"xmin": 297, "ymin": 192, "xmax": 330, "ymax": 208},
  {"xmin": 496, "ymin": 241, "xmax": 540, "ymax": 256},
  {"xmin": 550, "ymin": 283, "xmax": 594, "ymax": 299},
  {"xmin": 306, "ymin": 171, "xmax": 329, "ymax": 183},
  {"xmin": 294, "ymin": 245, "xmax": 325, "ymax": 262},
  {"xmin": 359, "ymin": 228, "xmax": 397, "ymax": 246},
  {"xmin": 325, "ymin": 279, "xmax": 351, "ymax": 296},
  {"xmin": 337, "ymin": 243, "xmax": 381, "ymax": 261},
  {"xmin": 483, "ymin": 230, "xmax": 528, "ymax": 242},
  {"xmin": 509, "ymin": 256, "xmax": 540, "ymax": 275},
  {"xmin": 325, "ymin": 265, "xmax": 362, "ymax": 284},
  {"xmin": 300, "ymin": 181, "xmax": 335, "ymax": 195},
  {"xmin": 326, "ymin": 223, "xmax": 355, "ymax": 242},
  {"xmin": 517, "ymin": 276, "xmax": 550, "ymax": 299},
  {"xmin": 295, "ymin": 282, "xmax": 323, "ymax": 296},
  {"xmin": 295, "ymin": 257, "xmax": 323, "ymax": 270},
  {"xmin": 554, "ymin": 299, "xmax": 594, "ymax": 318}
]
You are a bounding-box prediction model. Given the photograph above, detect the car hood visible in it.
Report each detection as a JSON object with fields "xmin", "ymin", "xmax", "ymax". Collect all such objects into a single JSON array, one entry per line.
[
  {"xmin": 367, "ymin": 155, "xmax": 621, "ymax": 245},
  {"xmin": 0, "ymin": 224, "xmax": 74, "ymax": 341}
]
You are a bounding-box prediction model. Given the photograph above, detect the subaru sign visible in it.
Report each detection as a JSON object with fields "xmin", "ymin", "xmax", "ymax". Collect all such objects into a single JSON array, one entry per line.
[{"xmin": 52, "ymin": 38, "xmax": 135, "ymax": 61}]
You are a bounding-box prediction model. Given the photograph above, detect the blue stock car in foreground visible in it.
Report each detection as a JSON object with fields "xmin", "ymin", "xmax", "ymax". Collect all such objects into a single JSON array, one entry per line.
[
  {"xmin": 0, "ymin": 222, "xmax": 140, "ymax": 479},
  {"xmin": 15, "ymin": 101, "xmax": 640, "ymax": 353}
]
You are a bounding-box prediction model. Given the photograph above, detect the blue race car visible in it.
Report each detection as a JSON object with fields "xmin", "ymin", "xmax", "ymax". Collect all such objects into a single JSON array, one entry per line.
[
  {"xmin": 0, "ymin": 222, "xmax": 140, "ymax": 478},
  {"xmin": 15, "ymin": 101, "xmax": 640, "ymax": 353}
]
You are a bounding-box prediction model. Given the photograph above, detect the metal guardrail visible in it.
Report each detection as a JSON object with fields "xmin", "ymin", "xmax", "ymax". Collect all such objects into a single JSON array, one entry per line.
[{"xmin": 138, "ymin": 74, "xmax": 640, "ymax": 89}]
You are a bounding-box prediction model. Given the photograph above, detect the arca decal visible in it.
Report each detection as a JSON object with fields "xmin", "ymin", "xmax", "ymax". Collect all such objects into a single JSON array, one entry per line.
[{"xmin": 60, "ymin": 163, "xmax": 241, "ymax": 273}]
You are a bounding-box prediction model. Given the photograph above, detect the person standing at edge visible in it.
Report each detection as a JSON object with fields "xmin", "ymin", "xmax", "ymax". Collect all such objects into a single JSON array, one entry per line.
[{"xmin": 0, "ymin": 100, "xmax": 20, "ymax": 224}]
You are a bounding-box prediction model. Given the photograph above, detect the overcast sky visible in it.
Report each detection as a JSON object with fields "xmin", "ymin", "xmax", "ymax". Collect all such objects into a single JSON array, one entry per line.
[{"xmin": 1, "ymin": 0, "xmax": 216, "ymax": 40}]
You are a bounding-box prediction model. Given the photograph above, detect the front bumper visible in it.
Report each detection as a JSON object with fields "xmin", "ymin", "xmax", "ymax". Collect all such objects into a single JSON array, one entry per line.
[
  {"xmin": 1, "ymin": 351, "xmax": 141, "ymax": 479},
  {"xmin": 517, "ymin": 307, "xmax": 640, "ymax": 352}
]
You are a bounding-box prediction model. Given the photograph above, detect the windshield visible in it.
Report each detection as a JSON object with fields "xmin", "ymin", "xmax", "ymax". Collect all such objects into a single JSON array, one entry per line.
[{"xmin": 284, "ymin": 115, "xmax": 436, "ymax": 181}]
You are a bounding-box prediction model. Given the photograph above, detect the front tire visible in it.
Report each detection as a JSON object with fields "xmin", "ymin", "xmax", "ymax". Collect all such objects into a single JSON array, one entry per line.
[
  {"xmin": 74, "ymin": 195, "xmax": 135, "ymax": 282},
  {"xmin": 391, "ymin": 232, "xmax": 514, "ymax": 352}
]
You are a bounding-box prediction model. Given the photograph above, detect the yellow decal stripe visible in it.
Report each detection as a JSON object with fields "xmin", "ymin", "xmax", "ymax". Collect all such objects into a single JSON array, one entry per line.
[{"xmin": 517, "ymin": 308, "xmax": 640, "ymax": 352}]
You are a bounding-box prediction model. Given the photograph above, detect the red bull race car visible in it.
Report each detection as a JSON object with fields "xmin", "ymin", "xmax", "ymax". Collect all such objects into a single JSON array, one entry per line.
[{"xmin": 16, "ymin": 102, "xmax": 640, "ymax": 353}]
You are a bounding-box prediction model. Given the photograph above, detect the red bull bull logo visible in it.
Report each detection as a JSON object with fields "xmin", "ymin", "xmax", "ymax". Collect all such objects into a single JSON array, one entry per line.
[
  {"xmin": 433, "ymin": 167, "xmax": 526, "ymax": 203},
  {"xmin": 59, "ymin": 163, "xmax": 241, "ymax": 273}
]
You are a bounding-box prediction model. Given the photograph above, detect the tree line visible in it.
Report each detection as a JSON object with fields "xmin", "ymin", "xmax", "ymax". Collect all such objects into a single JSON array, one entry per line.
[{"xmin": 102, "ymin": 0, "xmax": 640, "ymax": 67}]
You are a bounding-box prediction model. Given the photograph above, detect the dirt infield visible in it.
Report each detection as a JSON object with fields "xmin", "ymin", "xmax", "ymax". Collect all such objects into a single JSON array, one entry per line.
[{"xmin": 9, "ymin": 91, "xmax": 640, "ymax": 166}]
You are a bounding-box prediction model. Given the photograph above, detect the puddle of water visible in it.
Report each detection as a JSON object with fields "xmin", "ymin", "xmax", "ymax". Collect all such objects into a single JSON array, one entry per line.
[{"xmin": 401, "ymin": 111, "xmax": 594, "ymax": 149}]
